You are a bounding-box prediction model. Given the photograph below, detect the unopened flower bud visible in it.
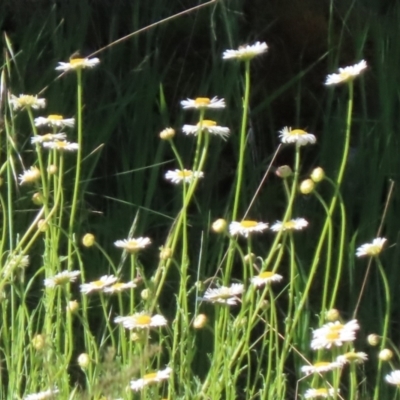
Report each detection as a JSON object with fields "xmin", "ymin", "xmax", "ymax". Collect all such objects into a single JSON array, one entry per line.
[
  {"xmin": 32, "ymin": 334, "xmax": 45, "ymax": 350},
  {"xmin": 244, "ymin": 253, "xmax": 255, "ymax": 263},
  {"xmin": 82, "ymin": 233, "xmax": 95, "ymax": 247},
  {"xmin": 67, "ymin": 300, "xmax": 79, "ymax": 313},
  {"xmin": 160, "ymin": 247, "xmax": 172, "ymax": 260},
  {"xmin": 367, "ymin": 334, "xmax": 380, "ymax": 346},
  {"xmin": 311, "ymin": 167, "xmax": 325, "ymax": 182},
  {"xmin": 141, "ymin": 289, "xmax": 150, "ymax": 300},
  {"xmin": 47, "ymin": 165, "xmax": 57, "ymax": 175},
  {"xmin": 260, "ymin": 300, "xmax": 270, "ymax": 310},
  {"xmin": 130, "ymin": 332, "xmax": 140, "ymax": 342},
  {"xmin": 379, "ymin": 348, "xmax": 393, "ymax": 361},
  {"xmin": 38, "ymin": 219, "xmax": 48, "ymax": 232},
  {"xmin": 300, "ymin": 179, "xmax": 315, "ymax": 194},
  {"xmin": 212, "ymin": 218, "xmax": 227, "ymax": 233},
  {"xmin": 193, "ymin": 314, "xmax": 208, "ymax": 329},
  {"xmin": 77, "ymin": 353, "xmax": 90, "ymax": 368},
  {"xmin": 159, "ymin": 127, "xmax": 175, "ymax": 140},
  {"xmin": 275, "ymin": 165, "xmax": 293, "ymax": 179},
  {"xmin": 32, "ymin": 192, "xmax": 44, "ymax": 205},
  {"xmin": 326, "ymin": 309, "xmax": 340, "ymax": 321},
  {"xmin": 195, "ymin": 281, "xmax": 205, "ymax": 291}
]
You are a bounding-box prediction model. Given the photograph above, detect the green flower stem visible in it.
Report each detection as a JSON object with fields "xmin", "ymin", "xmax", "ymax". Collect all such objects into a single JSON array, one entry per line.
[
  {"xmin": 94, "ymin": 242, "xmax": 118, "ymax": 275},
  {"xmin": 5, "ymin": 120, "xmax": 15, "ymax": 250},
  {"xmin": 373, "ymin": 257, "xmax": 391, "ymax": 400},
  {"xmin": 200, "ymin": 305, "xmax": 229, "ymax": 395},
  {"xmin": 68, "ymin": 67, "xmax": 83, "ymax": 270},
  {"xmin": 262, "ymin": 146, "xmax": 301, "ymax": 272},
  {"xmin": 192, "ymin": 110, "xmax": 205, "ymax": 172},
  {"xmin": 129, "ymin": 255, "xmax": 137, "ymax": 314},
  {"xmin": 27, "ymin": 108, "xmax": 50, "ymax": 215},
  {"xmin": 99, "ymin": 293, "xmax": 116, "ymax": 350},
  {"xmin": 285, "ymin": 81, "xmax": 354, "ymax": 340},
  {"xmin": 232, "ymin": 60, "xmax": 250, "ymax": 221},
  {"xmin": 328, "ymin": 180, "xmax": 347, "ymax": 310},
  {"xmin": 151, "ymin": 133, "xmax": 210, "ymax": 310},
  {"xmin": 312, "ymin": 191, "xmax": 333, "ymax": 312},
  {"xmin": 349, "ymin": 363, "xmax": 357, "ymax": 400}
]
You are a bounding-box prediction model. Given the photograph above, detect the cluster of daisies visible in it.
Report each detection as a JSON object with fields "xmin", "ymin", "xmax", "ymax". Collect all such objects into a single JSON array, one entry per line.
[
  {"xmin": 14, "ymin": 45, "xmax": 383, "ymax": 400},
  {"xmin": 302, "ymin": 317, "xmax": 365, "ymax": 398},
  {"xmin": 11, "ymin": 57, "xmax": 101, "ymax": 187}
]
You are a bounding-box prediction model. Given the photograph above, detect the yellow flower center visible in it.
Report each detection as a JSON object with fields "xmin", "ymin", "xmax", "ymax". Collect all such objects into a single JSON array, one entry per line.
[
  {"xmin": 330, "ymin": 323, "xmax": 344, "ymax": 331},
  {"xmin": 283, "ymin": 221, "xmax": 296, "ymax": 229},
  {"xmin": 121, "ymin": 240, "xmax": 141, "ymax": 253},
  {"xmin": 198, "ymin": 120, "xmax": 216, "ymax": 128},
  {"xmin": 143, "ymin": 372, "xmax": 157, "ymax": 382},
  {"xmin": 48, "ymin": 115, "xmax": 63, "ymax": 120},
  {"xmin": 339, "ymin": 72, "xmax": 351, "ymax": 80},
  {"xmin": 290, "ymin": 129, "xmax": 306, "ymax": 136},
  {"xmin": 93, "ymin": 280, "xmax": 105, "ymax": 287},
  {"xmin": 41, "ymin": 134, "xmax": 54, "ymax": 141},
  {"xmin": 240, "ymin": 220, "xmax": 258, "ymax": 228},
  {"xmin": 70, "ymin": 58, "xmax": 85, "ymax": 65},
  {"xmin": 314, "ymin": 361, "xmax": 331, "ymax": 368},
  {"xmin": 194, "ymin": 97, "xmax": 211, "ymax": 106},
  {"xmin": 110, "ymin": 283, "xmax": 124, "ymax": 290},
  {"xmin": 178, "ymin": 170, "xmax": 193, "ymax": 178},
  {"xmin": 54, "ymin": 276, "xmax": 69, "ymax": 285},
  {"xmin": 343, "ymin": 352, "xmax": 363, "ymax": 361},
  {"xmin": 326, "ymin": 325, "xmax": 343, "ymax": 340},
  {"xmin": 367, "ymin": 245, "xmax": 381, "ymax": 255},
  {"xmin": 19, "ymin": 95, "xmax": 37, "ymax": 105},
  {"xmin": 259, "ymin": 271, "xmax": 274, "ymax": 279},
  {"xmin": 314, "ymin": 389, "xmax": 329, "ymax": 395},
  {"xmin": 215, "ymin": 288, "xmax": 231, "ymax": 299},
  {"xmin": 135, "ymin": 315, "xmax": 152, "ymax": 325},
  {"xmin": 54, "ymin": 140, "xmax": 67, "ymax": 148}
]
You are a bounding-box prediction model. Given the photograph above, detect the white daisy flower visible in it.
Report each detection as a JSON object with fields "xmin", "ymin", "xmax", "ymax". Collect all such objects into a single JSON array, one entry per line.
[
  {"xmin": 19, "ymin": 166, "xmax": 41, "ymax": 185},
  {"xmin": 301, "ymin": 361, "xmax": 342, "ymax": 375},
  {"xmin": 56, "ymin": 57, "xmax": 100, "ymax": 71},
  {"xmin": 114, "ymin": 312, "xmax": 167, "ymax": 329},
  {"xmin": 130, "ymin": 367, "xmax": 172, "ymax": 391},
  {"xmin": 103, "ymin": 281, "xmax": 137, "ymax": 293},
  {"xmin": 114, "ymin": 237, "xmax": 151, "ymax": 253},
  {"xmin": 80, "ymin": 275, "xmax": 118, "ymax": 294},
  {"xmin": 31, "ymin": 133, "xmax": 67, "ymax": 144},
  {"xmin": 251, "ymin": 271, "xmax": 283, "ymax": 287},
  {"xmin": 165, "ymin": 169, "xmax": 204, "ymax": 184},
  {"xmin": 10, "ymin": 94, "xmax": 46, "ymax": 111},
  {"xmin": 222, "ymin": 41, "xmax": 268, "ymax": 61},
  {"xmin": 229, "ymin": 220, "xmax": 268, "ymax": 238},
  {"xmin": 203, "ymin": 283, "xmax": 244, "ymax": 305},
  {"xmin": 44, "ymin": 270, "xmax": 81, "ymax": 288},
  {"xmin": 24, "ymin": 388, "xmax": 59, "ymax": 400},
  {"xmin": 336, "ymin": 351, "xmax": 368, "ymax": 365},
  {"xmin": 356, "ymin": 237, "xmax": 387, "ymax": 257},
  {"xmin": 181, "ymin": 96, "xmax": 225, "ymax": 109},
  {"xmin": 325, "ymin": 60, "xmax": 367, "ymax": 85},
  {"xmin": 270, "ymin": 218, "xmax": 308, "ymax": 232},
  {"xmin": 182, "ymin": 120, "xmax": 230, "ymax": 140},
  {"xmin": 386, "ymin": 370, "xmax": 400, "ymax": 386},
  {"xmin": 42, "ymin": 140, "xmax": 79, "ymax": 151},
  {"xmin": 279, "ymin": 127, "xmax": 316, "ymax": 146},
  {"xmin": 311, "ymin": 319, "xmax": 360, "ymax": 350},
  {"xmin": 34, "ymin": 115, "xmax": 75, "ymax": 128},
  {"xmin": 304, "ymin": 388, "xmax": 339, "ymax": 399}
]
